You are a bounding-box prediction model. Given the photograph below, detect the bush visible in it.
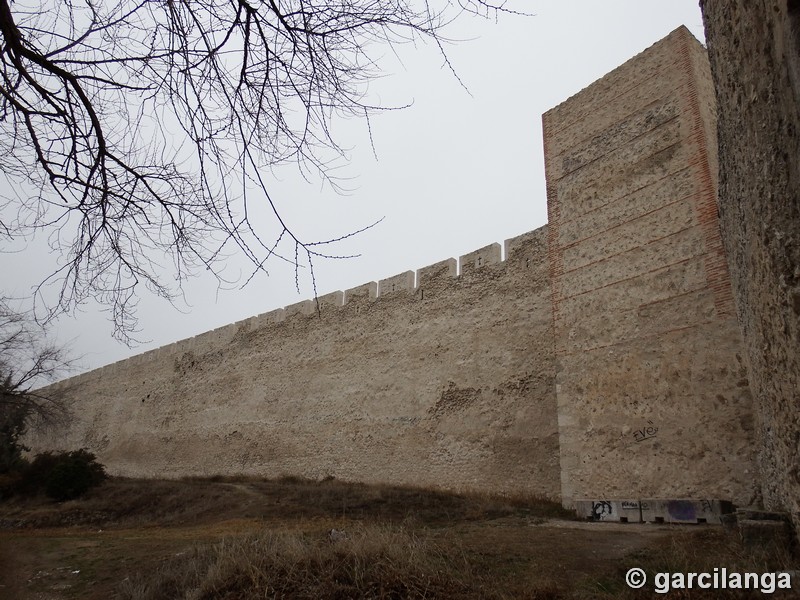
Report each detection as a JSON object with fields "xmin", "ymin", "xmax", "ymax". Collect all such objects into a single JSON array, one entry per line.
[
  {"xmin": 18, "ymin": 451, "xmax": 60, "ymax": 494},
  {"xmin": 43, "ymin": 449, "xmax": 107, "ymax": 501},
  {"xmin": 0, "ymin": 471, "xmax": 23, "ymax": 500},
  {"xmin": 3, "ymin": 449, "xmax": 107, "ymax": 500},
  {"xmin": 0, "ymin": 401, "xmax": 30, "ymax": 475}
]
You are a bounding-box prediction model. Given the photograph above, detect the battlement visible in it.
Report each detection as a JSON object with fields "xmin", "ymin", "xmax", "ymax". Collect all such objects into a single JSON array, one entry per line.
[
  {"xmin": 33, "ymin": 221, "xmax": 559, "ymax": 496},
  {"xmin": 47, "ymin": 228, "xmax": 549, "ymax": 391}
]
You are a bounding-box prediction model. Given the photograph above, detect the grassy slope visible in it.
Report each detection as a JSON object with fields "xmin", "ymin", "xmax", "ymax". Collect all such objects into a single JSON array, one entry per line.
[{"xmin": 0, "ymin": 477, "xmax": 796, "ymax": 599}]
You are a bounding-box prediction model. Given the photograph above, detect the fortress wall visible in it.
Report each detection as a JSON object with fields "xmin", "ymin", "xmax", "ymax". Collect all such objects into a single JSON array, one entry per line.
[
  {"xmin": 544, "ymin": 27, "xmax": 756, "ymax": 506},
  {"xmin": 31, "ymin": 227, "xmax": 561, "ymax": 498},
  {"xmin": 26, "ymin": 27, "xmax": 765, "ymax": 508},
  {"xmin": 701, "ymin": 0, "xmax": 800, "ymax": 526}
]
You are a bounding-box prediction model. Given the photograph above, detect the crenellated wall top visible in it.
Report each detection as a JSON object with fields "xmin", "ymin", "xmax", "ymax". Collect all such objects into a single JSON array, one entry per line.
[{"xmin": 41, "ymin": 225, "xmax": 548, "ymax": 390}]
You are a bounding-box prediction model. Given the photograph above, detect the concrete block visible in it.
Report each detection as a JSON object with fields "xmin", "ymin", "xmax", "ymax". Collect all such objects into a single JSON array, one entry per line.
[
  {"xmin": 379, "ymin": 271, "xmax": 415, "ymax": 297},
  {"xmin": 460, "ymin": 243, "xmax": 501, "ymax": 273},
  {"xmin": 344, "ymin": 282, "xmax": 377, "ymax": 304},
  {"xmin": 640, "ymin": 499, "xmax": 734, "ymax": 524},
  {"xmin": 575, "ymin": 499, "xmax": 643, "ymax": 523}
]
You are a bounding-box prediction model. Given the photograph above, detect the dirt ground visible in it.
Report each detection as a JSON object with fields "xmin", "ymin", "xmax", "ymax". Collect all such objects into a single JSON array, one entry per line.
[{"xmin": 0, "ymin": 477, "xmax": 795, "ymax": 599}]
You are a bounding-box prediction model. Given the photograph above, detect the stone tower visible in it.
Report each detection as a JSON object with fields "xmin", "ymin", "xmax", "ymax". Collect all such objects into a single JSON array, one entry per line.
[{"xmin": 544, "ymin": 27, "xmax": 755, "ymax": 506}]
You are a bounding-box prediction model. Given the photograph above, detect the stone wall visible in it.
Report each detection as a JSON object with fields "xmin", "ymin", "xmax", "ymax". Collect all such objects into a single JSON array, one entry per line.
[
  {"xmin": 544, "ymin": 27, "xmax": 756, "ymax": 506},
  {"xmin": 700, "ymin": 1, "xmax": 800, "ymax": 525},
  {"xmin": 28, "ymin": 27, "xmax": 760, "ymax": 508},
  {"xmin": 31, "ymin": 228, "xmax": 562, "ymax": 498}
]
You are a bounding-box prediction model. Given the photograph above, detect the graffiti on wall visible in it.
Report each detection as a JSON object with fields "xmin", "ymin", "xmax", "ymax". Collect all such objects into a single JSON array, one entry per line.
[{"xmin": 633, "ymin": 420, "xmax": 659, "ymax": 443}]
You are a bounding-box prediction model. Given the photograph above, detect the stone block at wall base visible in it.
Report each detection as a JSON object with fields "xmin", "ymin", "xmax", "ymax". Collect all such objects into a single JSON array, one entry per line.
[
  {"xmin": 735, "ymin": 509, "xmax": 795, "ymax": 556},
  {"xmin": 738, "ymin": 520, "xmax": 794, "ymax": 554}
]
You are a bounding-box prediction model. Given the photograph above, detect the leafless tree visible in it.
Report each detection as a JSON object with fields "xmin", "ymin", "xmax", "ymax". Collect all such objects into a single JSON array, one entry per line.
[
  {"xmin": 0, "ymin": 297, "xmax": 71, "ymax": 471},
  {"xmin": 0, "ymin": 0, "xmax": 516, "ymax": 342},
  {"xmin": 0, "ymin": 297, "xmax": 70, "ymax": 410}
]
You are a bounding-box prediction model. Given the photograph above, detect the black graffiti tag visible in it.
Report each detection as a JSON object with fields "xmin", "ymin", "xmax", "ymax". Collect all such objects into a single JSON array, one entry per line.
[{"xmin": 633, "ymin": 420, "xmax": 659, "ymax": 443}]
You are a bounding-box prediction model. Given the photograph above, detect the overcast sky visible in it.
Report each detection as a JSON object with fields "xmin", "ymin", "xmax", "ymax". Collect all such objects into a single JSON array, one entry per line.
[{"xmin": 4, "ymin": 1, "xmax": 707, "ymax": 376}]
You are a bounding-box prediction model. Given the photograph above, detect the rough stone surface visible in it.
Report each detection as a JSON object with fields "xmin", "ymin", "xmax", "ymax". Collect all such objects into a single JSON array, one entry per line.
[
  {"xmin": 544, "ymin": 27, "xmax": 756, "ymax": 506},
  {"xmin": 30, "ymin": 229, "xmax": 561, "ymax": 498},
  {"xmin": 701, "ymin": 0, "xmax": 800, "ymax": 535}
]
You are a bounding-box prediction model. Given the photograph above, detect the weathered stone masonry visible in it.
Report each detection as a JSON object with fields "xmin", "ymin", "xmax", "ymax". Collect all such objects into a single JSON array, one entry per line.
[
  {"xmin": 546, "ymin": 27, "xmax": 755, "ymax": 505},
  {"xmin": 701, "ymin": 0, "xmax": 800, "ymax": 529},
  {"xmin": 32, "ymin": 230, "xmax": 562, "ymax": 499},
  {"xmin": 30, "ymin": 27, "xmax": 759, "ymax": 508}
]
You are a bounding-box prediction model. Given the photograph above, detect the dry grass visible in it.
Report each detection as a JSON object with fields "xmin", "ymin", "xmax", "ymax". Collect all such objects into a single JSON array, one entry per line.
[
  {"xmin": 117, "ymin": 524, "xmax": 798, "ymax": 600},
  {"xmin": 577, "ymin": 527, "xmax": 797, "ymax": 599},
  {"xmin": 1, "ymin": 477, "xmax": 797, "ymax": 599},
  {"xmin": 117, "ymin": 525, "xmax": 480, "ymax": 600},
  {"xmin": 0, "ymin": 475, "xmax": 574, "ymax": 530}
]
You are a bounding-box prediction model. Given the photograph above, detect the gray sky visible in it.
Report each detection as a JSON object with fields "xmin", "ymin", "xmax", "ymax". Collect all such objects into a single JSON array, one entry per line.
[{"xmin": 3, "ymin": 1, "xmax": 706, "ymax": 375}]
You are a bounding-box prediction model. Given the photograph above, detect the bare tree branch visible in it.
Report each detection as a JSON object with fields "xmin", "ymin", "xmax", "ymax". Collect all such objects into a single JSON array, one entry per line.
[
  {"xmin": 0, "ymin": 297, "xmax": 72, "ymax": 391},
  {"xmin": 0, "ymin": 0, "xmax": 519, "ymax": 342},
  {"xmin": 0, "ymin": 297, "xmax": 72, "ymax": 473}
]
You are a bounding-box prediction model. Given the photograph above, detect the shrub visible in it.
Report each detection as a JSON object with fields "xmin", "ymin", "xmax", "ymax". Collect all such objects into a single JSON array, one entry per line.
[
  {"xmin": 43, "ymin": 449, "xmax": 107, "ymax": 501},
  {"xmin": 4, "ymin": 449, "xmax": 107, "ymax": 500},
  {"xmin": 18, "ymin": 451, "xmax": 60, "ymax": 494},
  {"xmin": 0, "ymin": 471, "xmax": 23, "ymax": 500},
  {"xmin": 0, "ymin": 401, "xmax": 29, "ymax": 475}
]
